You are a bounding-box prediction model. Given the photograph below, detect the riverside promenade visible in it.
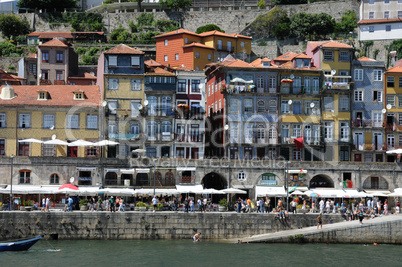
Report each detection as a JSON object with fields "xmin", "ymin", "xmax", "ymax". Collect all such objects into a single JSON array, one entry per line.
[{"xmin": 228, "ymin": 214, "xmax": 402, "ymax": 244}]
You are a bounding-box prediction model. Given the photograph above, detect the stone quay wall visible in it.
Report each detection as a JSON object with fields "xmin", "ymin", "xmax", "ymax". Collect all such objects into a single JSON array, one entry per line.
[{"xmin": 0, "ymin": 212, "xmax": 342, "ymax": 241}]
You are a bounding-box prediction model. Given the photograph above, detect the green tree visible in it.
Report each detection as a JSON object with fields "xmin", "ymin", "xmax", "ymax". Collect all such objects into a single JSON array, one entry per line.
[
  {"xmin": 154, "ymin": 19, "xmax": 180, "ymax": 32},
  {"xmin": 17, "ymin": 0, "xmax": 77, "ymax": 11},
  {"xmin": 334, "ymin": 10, "xmax": 357, "ymax": 33},
  {"xmin": 137, "ymin": 13, "xmax": 154, "ymax": 26},
  {"xmin": 258, "ymin": 0, "xmax": 266, "ymax": 9},
  {"xmin": 311, "ymin": 13, "xmax": 335, "ymax": 39},
  {"xmin": 273, "ymin": 15, "xmax": 291, "ymax": 40},
  {"xmin": 196, "ymin": 24, "xmax": 225, "ymax": 34},
  {"xmin": 159, "ymin": 0, "xmax": 192, "ymax": 10},
  {"xmin": 388, "ymin": 39, "xmax": 402, "ymax": 61},
  {"xmin": 0, "ymin": 41, "xmax": 16, "ymax": 56},
  {"xmin": 289, "ymin": 12, "xmax": 313, "ymax": 39},
  {"xmin": 0, "ymin": 14, "xmax": 30, "ymax": 40}
]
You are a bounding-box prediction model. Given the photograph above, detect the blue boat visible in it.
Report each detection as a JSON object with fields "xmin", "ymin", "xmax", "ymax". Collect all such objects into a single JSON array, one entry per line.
[{"xmin": 0, "ymin": 235, "xmax": 42, "ymax": 252}]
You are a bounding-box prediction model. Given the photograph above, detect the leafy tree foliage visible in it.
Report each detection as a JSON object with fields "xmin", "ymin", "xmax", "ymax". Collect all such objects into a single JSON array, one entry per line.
[
  {"xmin": 334, "ymin": 10, "xmax": 357, "ymax": 33},
  {"xmin": 137, "ymin": 13, "xmax": 154, "ymax": 26},
  {"xmin": 0, "ymin": 14, "xmax": 30, "ymax": 40},
  {"xmin": 159, "ymin": 0, "xmax": 192, "ymax": 10},
  {"xmin": 388, "ymin": 39, "xmax": 402, "ymax": 61},
  {"xmin": 273, "ymin": 15, "xmax": 291, "ymax": 40},
  {"xmin": 17, "ymin": 0, "xmax": 77, "ymax": 11},
  {"xmin": 153, "ymin": 20, "xmax": 180, "ymax": 32},
  {"xmin": 68, "ymin": 13, "xmax": 104, "ymax": 32},
  {"xmin": 196, "ymin": 24, "xmax": 225, "ymax": 34},
  {"xmin": 290, "ymin": 12, "xmax": 335, "ymax": 40},
  {"xmin": 0, "ymin": 41, "xmax": 16, "ymax": 56}
]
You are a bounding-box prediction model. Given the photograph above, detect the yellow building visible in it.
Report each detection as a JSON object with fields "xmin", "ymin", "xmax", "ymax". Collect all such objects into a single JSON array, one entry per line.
[{"xmin": 0, "ymin": 85, "xmax": 101, "ymax": 158}]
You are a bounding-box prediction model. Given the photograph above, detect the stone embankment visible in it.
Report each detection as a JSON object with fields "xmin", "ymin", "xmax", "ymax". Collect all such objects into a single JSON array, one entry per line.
[{"xmin": 0, "ymin": 211, "xmax": 341, "ymax": 241}]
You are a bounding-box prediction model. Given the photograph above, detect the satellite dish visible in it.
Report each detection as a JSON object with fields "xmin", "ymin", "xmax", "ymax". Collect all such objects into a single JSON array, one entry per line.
[
  {"xmin": 102, "ymin": 101, "xmax": 107, "ymax": 107},
  {"xmin": 52, "ymin": 134, "xmax": 56, "ymax": 140},
  {"xmin": 331, "ymin": 69, "xmax": 336, "ymax": 75},
  {"xmin": 224, "ymin": 124, "xmax": 229, "ymax": 130},
  {"xmin": 199, "ymin": 83, "xmax": 205, "ymax": 89},
  {"xmin": 382, "ymin": 108, "xmax": 387, "ymax": 114},
  {"xmin": 144, "ymin": 100, "xmax": 148, "ymax": 106},
  {"xmin": 288, "ymin": 100, "xmax": 293, "ymax": 105},
  {"xmin": 312, "ymin": 108, "xmax": 317, "ymax": 114},
  {"xmin": 50, "ymin": 125, "xmax": 54, "ymax": 130},
  {"xmin": 137, "ymin": 104, "xmax": 143, "ymax": 109},
  {"xmin": 386, "ymin": 104, "xmax": 392, "ymax": 110},
  {"xmin": 70, "ymin": 177, "xmax": 75, "ymax": 183},
  {"xmin": 310, "ymin": 102, "xmax": 315, "ymax": 108},
  {"xmin": 289, "ymin": 74, "xmax": 295, "ymax": 79}
]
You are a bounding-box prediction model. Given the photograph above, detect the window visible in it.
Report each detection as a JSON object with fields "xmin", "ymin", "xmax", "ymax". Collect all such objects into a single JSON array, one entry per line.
[
  {"xmin": 339, "ymin": 51, "xmax": 349, "ymax": 62},
  {"xmin": 293, "ymin": 149, "xmax": 301, "ymax": 161},
  {"xmin": 0, "ymin": 139, "xmax": 5, "ymax": 155},
  {"xmin": 185, "ymin": 37, "xmax": 188, "ymax": 44},
  {"xmin": 164, "ymin": 55, "xmax": 168, "ymax": 62},
  {"xmin": 42, "ymin": 51, "xmax": 49, "ymax": 63},
  {"xmin": 43, "ymin": 114, "xmax": 55, "ymax": 129},
  {"xmin": 208, "ymin": 54, "xmax": 212, "ymax": 61},
  {"xmin": 373, "ymin": 91, "xmax": 382, "ymax": 102},
  {"xmin": 0, "ymin": 113, "xmax": 5, "ymax": 128},
  {"xmin": 244, "ymin": 99, "xmax": 253, "ymax": 113},
  {"xmin": 386, "ymin": 95, "xmax": 396, "ymax": 107},
  {"xmin": 292, "ymin": 124, "xmax": 301, "ymax": 138},
  {"xmin": 339, "ymin": 96, "xmax": 350, "ymax": 111},
  {"xmin": 293, "ymin": 101, "xmax": 301, "ymax": 114},
  {"xmin": 323, "ymin": 50, "xmax": 333, "ymax": 61},
  {"xmin": 108, "ymin": 78, "xmax": 118, "ymax": 90},
  {"xmin": 162, "ymin": 97, "xmax": 172, "ymax": 116},
  {"xmin": 19, "ymin": 171, "xmax": 30, "ymax": 184},
  {"xmin": 108, "ymin": 123, "xmax": 117, "ymax": 134},
  {"xmin": 324, "ymin": 122, "xmax": 333, "ymax": 141},
  {"xmin": 384, "ymin": 11, "xmax": 389, "ymax": 19},
  {"xmin": 268, "ymin": 76, "xmax": 276, "ymax": 91},
  {"xmin": 324, "ymin": 96, "xmax": 334, "ymax": 111},
  {"xmin": 175, "ymin": 53, "xmax": 179, "ymax": 60},
  {"xmin": 130, "ymin": 123, "xmax": 140, "ymax": 135},
  {"xmin": 38, "ymin": 91, "xmax": 47, "ymax": 100},
  {"xmin": 161, "ymin": 121, "xmax": 171, "ymax": 135},
  {"xmin": 340, "ymin": 146, "xmax": 349, "ymax": 161},
  {"xmin": 256, "ymin": 75, "xmax": 264, "ymax": 91},
  {"xmin": 147, "ymin": 121, "xmax": 157, "ymax": 140},
  {"xmin": 195, "ymin": 66, "xmax": 199, "ymax": 71},
  {"xmin": 369, "ymin": 12, "xmax": 374, "ymax": 19},
  {"xmin": 340, "ymin": 122, "xmax": 349, "ymax": 141},
  {"xmin": 131, "ymin": 56, "xmax": 140, "ymax": 67},
  {"xmin": 281, "ymin": 100, "xmax": 290, "ymax": 114},
  {"xmin": 29, "ymin": 63, "xmax": 37, "ymax": 76},
  {"xmin": 312, "ymin": 78, "xmax": 319, "ymax": 94},
  {"xmin": 131, "ymin": 79, "xmax": 141, "ymax": 91},
  {"xmin": 244, "ymin": 123, "xmax": 253, "ymax": 143},
  {"xmin": 354, "ymin": 69, "xmax": 363, "ymax": 81},
  {"xmin": 67, "ymin": 114, "xmax": 79, "ymax": 129},
  {"xmin": 41, "ymin": 69, "xmax": 49, "ymax": 80},
  {"xmin": 281, "ymin": 124, "xmax": 289, "ymax": 139},
  {"xmin": 195, "ymin": 52, "xmax": 200, "ymax": 58},
  {"xmin": 109, "ymin": 55, "xmax": 117, "ymax": 67},
  {"xmin": 42, "ymin": 140, "xmax": 54, "ymax": 156},
  {"xmin": 191, "ymin": 80, "xmax": 200, "ymax": 93},
  {"xmin": 178, "ymin": 79, "xmax": 186, "ymax": 92},
  {"xmin": 369, "ymin": 26, "xmax": 374, "ymax": 32},
  {"xmin": 374, "ymin": 70, "xmax": 383, "ymax": 81},
  {"xmin": 237, "ymin": 171, "xmax": 246, "ymax": 181},
  {"xmin": 74, "ymin": 92, "xmax": 83, "ymax": 100},
  {"xmin": 217, "ymin": 39, "xmax": 222, "ymax": 50},
  {"xmin": 87, "ymin": 115, "xmax": 98, "ymax": 129},
  {"xmin": 55, "ymin": 51, "xmax": 64, "ymax": 63},
  {"xmin": 399, "ymin": 11, "xmax": 402, "ymax": 18},
  {"xmin": 241, "ymin": 41, "xmax": 245, "ymax": 48},
  {"xmin": 387, "ymin": 134, "xmax": 395, "ymax": 148},
  {"xmin": 400, "ymin": 77, "xmax": 402, "ymax": 88},
  {"xmin": 387, "ymin": 76, "xmax": 395, "ymax": 87},
  {"xmin": 50, "ymin": 174, "xmax": 59, "ymax": 184},
  {"xmin": 56, "ymin": 70, "xmax": 63, "ymax": 80},
  {"xmin": 354, "ymin": 90, "xmax": 363, "ymax": 102},
  {"xmin": 268, "ymin": 99, "xmax": 277, "ymax": 113},
  {"xmin": 230, "ymin": 99, "xmax": 239, "ymax": 113},
  {"xmin": 19, "ymin": 114, "xmax": 31, "ymax": 128},
  {"xmin": 257, "ymin": 100, "xmax": 265, "ymax": 113},
  {"xmin": 293, "ymin": 77, "xmax": 301, "ymax": 93},
  {"xmin": 164, "ymin": 39, "xmax": 168, "ymax": 46},
  {"xmin": 227, "ymin": 41, "xmax": 232, "ymax": 52},
  {"xmin": 147, "ymin": 96, "xmax": 157, "ymax": 116},
  {"xmin": 386, "ymin": 25, "xmax": 391, "ymax": 32}
]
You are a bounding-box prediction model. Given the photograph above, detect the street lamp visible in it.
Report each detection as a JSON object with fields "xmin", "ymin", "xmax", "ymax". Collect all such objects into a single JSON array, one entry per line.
[
  {"xmin": 153, "ymin": 158, "xmax": 157, "ymax": 196},
  {"xmin": 10, "ymin": 154, "xmax": 14, "ymax": 211},
  {"xmin": 285, "ymin": 161, "xmax": 291, "ymax": 212}
]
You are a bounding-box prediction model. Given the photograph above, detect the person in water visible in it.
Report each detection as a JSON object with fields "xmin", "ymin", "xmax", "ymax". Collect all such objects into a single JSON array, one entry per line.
[{"xmin": 193, "ymin": 233, "xmax": 201, "ymax": 242}]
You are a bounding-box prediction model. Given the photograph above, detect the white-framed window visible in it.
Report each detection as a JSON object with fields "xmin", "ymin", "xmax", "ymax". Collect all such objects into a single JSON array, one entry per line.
[
  {"xmin": 147, "ymin": 121, "xmax": 157, "ymax": 140},
  {"xmin": 162, "ymin": 96, "xmax": 172, "ymax": 116},
  {"xmin": 369, "ymin": 26, "xmax": 374, "ymax": 32},
  {"xmin": 293, "ymin": 149, "xmax": 301, "ymax": 161},
  {"xmin": 304, "ymin": 78, "xmax": 311, "ymax": 94},
  {"xmin": 257, "ymin": 99, "xmax": 265, "ymax": 113},
  {"xmin": 108, "ymin": 123, "xmax": 117, "ymax": 134},
  {"xmin": 244, "ymin": 123, "xmax": 253, "ymax": 143},
  {"xmin": 257, "ymin": 75, "xmax": 264, "ymax": 91},
  {"xmin": 218, "ymin": 99, "xmax": 222, "ymax": 110},
  {"xmin": 161, "ymin": 121, "xmax": 171, "ymax": 135},
  {"xmin": 229, "ymin": 123, "xmax": 239, "ymax": 143},
  {"xmin": 164, "ymin": 39, "xmax": 168, "ymax": 46},
  {"xmin": 229, "ymin": 99, "xmax": 239, "ymax": 113},
  {"xmin": 339, "ymin": 51, "xmax": 349, "ymax": 62},
  {"xmin": 108, "ymin": 78, "xmax": 118, "ymax": 90},
  {"xmin": 384, "ymin": 11, "xmax": 389, "ymax": 19},
  {"xmin": 268, "ymin": 76, "xmax": 276, "ymax": 91},
  {"xmin": 108, "ymin": 56, "xmax": 117, "ymax": 67},
  {"xmin": 323, "ymin": 96, "xmax": 334, "ymax": 111},
  {"xmin": 147, "ymin": 96, "xmax": 157, "ymax": 116},
  {"xmin": 281, "ymin": 100, "xmax": 290, "ymax": 114},
  {"xmin": 340, "ymin": 146, "xmax": 349, "ymax": 161},
  {"xmin": 369, "ymin": 12, "xmax": 374, "ymax": 19},
  {"xmin": 340, "ymin": 122, "xmax": 349, "ymax": 141},
  {"xmin": 386, "ymin": 95, "xmax": 396, "ymax": 107},
  {"xmin": 130, "ymin": 100, "xmax": 141, "ymax": 117},
  {"xmin": 374, "ymin": 69, "xmax": 383, "ymax": 81},
  {"xmin": 130, "ymin": 123, "xmax": 140, "ymax": 135},
  {"xmin": 400, "ymin": 77, "xmax": 402, "ymax": 88},
  {"xmin": 268, "ymin": 99, "xmax": 277, "ymax": 113},
  {"xmin": 0, "ymin": 113, "xmax": 6, "ymax": 128},
  {"xmin": 108, "ymin": 100, "xmax": 118, "ymax": 115},
  {"xmin": 373, "ymin": 90, "xmax": 382, "ymax": 102},
  {"xmin": 38, "ymin": 91, "xmax": 47, "ymax": 100},
  {"xmin": 67, "ymin": 114, "xmax": 79, "ymax": 129},
  {"xmin": 339, "ymin": 96, "xmax": 350, "ymax": 111},
  {"xmin": 323, "ymin": 50, "xmax": 334, "ymax": 61},
  {"xmin": 131, "ymin": 56, "xmax": 140, "ymax": 67},
  {"xmin": 175, "ymin": 53, "xmax": 179, "ymax": 60},
  {"xmin": 354, "ymin": 90, "xmax": 363, "ymax": 102},
  {"xmin": 292, "ymin": 124, "xmax": 301, "ymax": 138},
  {"xmin": 178, "ymin": 79, "xmax": 186, "ymax": 93},
  {"xmin": 86, "ymin": 115, "xmax": 98, "ymax": 129},
  {"xmin": 19, "ymin": 114, "xmax": 31, "ymax": 128},
  {"xmin": 324, "ymin": 121, "xmax": 333, "ymax": 141},
  {"xmin": 387, "ymin": 134, "xmax": 395, "ymax": 148},
  {"xmin": 43, "ymin": 114, "xmax": 55, "ymax": 129},
  {"xmin": 164, "ymin": 55, "xmax": 168, "ymax": 62},
  {"xmin": 237, "ymin": 171, "xmax": 246, "ymax": 181},
  {"xmin": 304, "ymin": 125, "xmax": 311, "ymax": 144},
  {"xmin": 354, "ymin": 69, "xmax": 363, "ymax": 81},
  {"xmin": 131, "ymin": 79, "xmax": 141, "ymax": 91},
  {"xmin": 387, "ymin": 76, "xmax": 395, "ymax": 87},
  {"xmin": 191, "ymin": 80, "xmax": 200, "ymax": 93},
  {"xmin": 312, "ymin": 77, "xmax": 319, "ymax": 94},
  {"xmin": 281, "ymin": 124, "xmax": 289, "ymax": 138},
  {"xmin": 244, "ymin": 99, "xmax": 253, "ymax": 113}
]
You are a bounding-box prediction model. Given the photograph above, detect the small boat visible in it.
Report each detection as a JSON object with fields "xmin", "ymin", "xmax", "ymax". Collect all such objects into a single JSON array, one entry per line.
[{"xmin": 0, "ymin": 235, "xmax": 42, "ymax": 252}]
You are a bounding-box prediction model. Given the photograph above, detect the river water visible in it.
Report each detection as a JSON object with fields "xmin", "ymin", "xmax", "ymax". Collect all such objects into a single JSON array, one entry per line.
[{"xmin": 0, "ymin": 239, "xmax": 400, "ymax": 266}]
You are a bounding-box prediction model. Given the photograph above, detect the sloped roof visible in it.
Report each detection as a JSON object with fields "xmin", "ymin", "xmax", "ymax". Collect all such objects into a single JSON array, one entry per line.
[
  {"xmin": 39, "ymin": 38, "xmax": 71, "ymax": 47},
  {"xmin": 294, "ymin": 53, "xmax": 311, "ymax": 59},
  {"xmin": 273, "ymin": 52, "xmax": 299, "ymax": 62},
  {"xmin": 145, "ymin": 59, "xmax": 164, "ymax": 67},
  {"xmin": 308, "ymin": 40, "xmax": 352, "ymax": 52},
  {"xmin": 104, "ymin": 44, "xmax": 144, "ymax": 55},
  {"xmin": 224, "ymin": 59, "xmax": 253, "ymax": 68},
  {"xmin": 386, "ymin": 66, "xmax": 402, "ymax": 73},
  {"xmin": 154, "ymin": 29, "xmax": 200, "ymax": 38},
  {"xmin": 183, "ymin": 42, "xmax": 215, "ymax": 49},
  {"xmin": 145, "ymin": 67, "xmax": 175, "ymax": 76},
  {"xmin": 358, "ymin": 18, "xmax": 402, "ymax": 25},
  {"xmin": 357, "ymin": 56, "xmax": 376, "ymax": 62},
  {"xmin": 0, "ymin": 85, "xmax": 101, "ymax": 107},
  {"xmin": 172, "ymin": 65, "xmax": 194, "ymax": 71},
  {"xmin": 68, "ymin": 72, "xmax": 97, "ymax": 80},
  {"xmin": 27, "ymin": 52, "xmax": 37, "ymax": 59},
  {"xmin": 250, "ymin": 57, "xmax": 271, "ymax": 67},
  {"xmin": 0, "ymin": 69, "xmax": 23, "ymax": 82}
]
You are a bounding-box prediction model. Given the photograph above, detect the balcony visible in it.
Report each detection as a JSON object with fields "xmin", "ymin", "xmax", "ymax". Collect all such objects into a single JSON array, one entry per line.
[
  {"xmin": 180, "ymin": 176, "xmax": 195, "ymax": 184},
  {"xmin": 40, "ymin": 79, "xmax": 52, "ymax": 85},
  {"xmin": 323, "ymin": 82, "xmax": 351, "ymax": 90},
  {"xmin": 175, "ymin": 112, "xmax": 204, "ymax": 120},
  {"xmin": 222, "ymin": 85, "xmax": 279, "ymax": 94},
  {"xmin": 54, "ymin": 80, "xmax": 65, "ymax": 85},
  {"xmin": 216, "ymin": 45, "xmax": 234, "ymax": 53},
  {"xmin": 175, "ymin": 134, "xmax": 203, "ymax": 143},
  {"xmin": 145, "ymin": 108, "xmax": 175, "ymax": 117},
  {"xmin": 352, "ymin": 119, "xmax": 382, "ymax": 128},
  {"xmin": 353, "ymin": 144, "xmax": 385, "ymax": 151},
  {"xmin": 108, "ymin": 133, "xmax": 140, "ymax": 140}
]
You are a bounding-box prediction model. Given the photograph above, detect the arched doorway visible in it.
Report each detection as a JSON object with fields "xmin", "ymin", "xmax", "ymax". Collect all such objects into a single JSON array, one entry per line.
[
  {"xmin": 105, "ymin": 172, "xmax": 118, "ymax": 186},
  {"xmin": 363, "ymin": 176, "xmax": 389, "ymax": 190},
  {"xmin": 201, "ymin": 172, "xmax": 227, "ymax": 203},
  {"xmin": 136, "ymin": 173, "xmax": 149, "ymax": 186},
  {"xmin": 309, "ymin": 174, "xmax": 334, "ymax": 188},
  {"xmin": 165, "ymin": 171, "xmax": 175, "ymax": 186}
]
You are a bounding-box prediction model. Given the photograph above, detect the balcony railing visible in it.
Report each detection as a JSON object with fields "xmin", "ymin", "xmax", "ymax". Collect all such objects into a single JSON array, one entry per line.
[
  {"xmin": 175, "ymin": 134, "xmax": 203, "ymax": 143},
  {"xmin": 352, "ymin": 119, "xmax": 383, "ymax": 128},
  {"xmin": 353, "ymin": 144, "xmax": 385, "ymax": 151},
  {"xmin": 175, "ymin": 112, "xmax": 204, "ymax": 120},
  {"xmin": 40, "ymin": 79, "xmax": 52, "ymax": 85},
  {"xmin": 54, "ymin": 80, "xmax": 65, "ymax": 85},
  {"xmin": 180, "ymin": 176, "xmax": 195, "ymax": 184},
  {"xmin": 323, "ymin": 82, "xmax": 351, "ymax": 90},
  {"xmin": 222, "ymin": 85, "xmax": 280, "ymax": 94},
  {"xmin": 145, "ymin": 108, "xmax": 175, "ymax": 117}
]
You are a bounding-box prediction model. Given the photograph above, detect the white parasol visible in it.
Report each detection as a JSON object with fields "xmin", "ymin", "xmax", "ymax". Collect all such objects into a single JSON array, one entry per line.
[
  {"xmin": 18, "ymin": 138, "xmax": 43, "ymax": 143},
  {"xmin": 43, "ymin": 139, "xmax": 69, "ymax": 145},
  {"xmin": 68, "ymin": 139, "xmax": 95, "ymax": 146},
  {"xmin": 93, "ymin": 140, "xmax": 119, "ymax": 146}
]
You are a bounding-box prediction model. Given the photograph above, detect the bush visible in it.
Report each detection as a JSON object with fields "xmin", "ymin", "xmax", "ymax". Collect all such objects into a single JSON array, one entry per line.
[
  {"xmin": 136, "ymin": 201, "xmax": 147, "ymax": 208},
  {"xmin": 81, "ymin": 55, "xmax": 98, "ymax": 65},
  {"xmin": 76, "ymin": 47, "xmax": 87, "ymax": 55},
  {"xmin": 23, "ymin": 200, "xmax": 34, "ymax": 206},
  {"xmin": 137, "ymin": 13, "xmax": 154, "ymax": 26},
  {"xmin": 258, "ymin": 0, "xmax": 266, "ymax": 9},
  {"xmin": 0, "ymin": 41, "xmax": 16, "ymax": 56},
  {"xmin": 88, "ymin": 47, "xmax": 100, "ymax": 57},
  {"xmin": 196, "ymin": 24, "xmax": 225, "ymax": 34},
  {"xmin": 156, "ymin": 203, "xmax": 163, "ymax": 210},
  {"xmin": 219, "ymin": 198, "xmax": 228, "ymax": 207},
  {"xmin": 79, "ymin": 198, "xmax": 88, "ymax": 208}
]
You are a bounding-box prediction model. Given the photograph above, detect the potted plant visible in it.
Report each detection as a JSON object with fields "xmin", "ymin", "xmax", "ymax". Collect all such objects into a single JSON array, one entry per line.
[
  {"xmin": 219, "ymin": 198, "xmax": 228, "ymax": 212},
  {"xmin": 79, "ymin": 199, "xmax": 89, "ymax": 211},
  {"xmin": 156, "ymin": 203, "xmax": 163, "ymax": 211},
  {"xmin": 136, "ymin": 201, "xmax": 147, "ymax": 211},
  {"xmin": 23, "ymin": 200, "xmax": 34, "ymax": 211}
]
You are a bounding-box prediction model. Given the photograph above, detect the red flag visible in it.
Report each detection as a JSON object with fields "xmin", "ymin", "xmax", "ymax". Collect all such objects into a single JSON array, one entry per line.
[{"xmin": 294, "ymin": 136, "xmax": 304, "ymax": 149}]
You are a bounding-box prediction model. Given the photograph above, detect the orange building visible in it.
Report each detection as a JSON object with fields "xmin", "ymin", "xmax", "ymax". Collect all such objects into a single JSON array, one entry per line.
[{"xmin": 154, "ymin": 29, "xmax": 252, "ymax": 71}]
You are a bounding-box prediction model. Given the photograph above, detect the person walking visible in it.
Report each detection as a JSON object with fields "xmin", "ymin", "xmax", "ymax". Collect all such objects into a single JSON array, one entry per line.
[
  {"xmin": 109, "ymin": 196, "xmax": 115, "ymax": 212},
  {"xmin": 358, "ymin": 209, "xmax": 364, "ymax": 225},
  {"xmin": 190, "ymin": 198, "xmax": 195, "ymax": 212},
  {"xmin": 317, "ymin": 214, "xmax": 323, "ymax": 230},
  {"xmin": 152, "ymin": 196, "xmax": 158, "ymax": 213},
  {"xmin": 41, "ymin": 197, "xmax": 46, "ymax": 212},
  {"xmin": 45, "ymin": 196, "xmax": 50, "ymax": 212}
]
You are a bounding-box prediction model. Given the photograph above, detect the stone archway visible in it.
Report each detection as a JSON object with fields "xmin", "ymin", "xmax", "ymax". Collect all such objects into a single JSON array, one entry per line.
[
  {"xmin": 136, "ymin": 173, "xmax": 149, "ymax": 186},
  {"xmin": 362, "ymin": 176, "xmax": 389, "ymax": 190},
  {"xmin": 309, "ymin": 174, "xmax": 334, "ymax": 188},
  {"xmin": 201, "ymin": 172, "xmax": 227, "ymax": 203}
]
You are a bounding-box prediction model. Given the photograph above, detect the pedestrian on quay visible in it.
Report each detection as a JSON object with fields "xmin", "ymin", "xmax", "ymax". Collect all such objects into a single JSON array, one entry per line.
[
  {"xmin": 190, "ymin": 198, "xmax": 195, "ymax": 212},
  {"xmin": 152, "ymin": 195, "xmax": 158, "ymax": 213},
  {"xmin": 358, "ymin": 209, "xmax": 364, "ymax": 225},
  {"xmin": 119, "ymin": 197, "xmax": 125, "ymax": 212},
  {"xmin": 198, "ymin": 198, "xmax": 202, "ymax": 212},
  {"xmin": 41, "ymin": 197, "xmax": 46, "ymax": 212},
  {"xmin": 45, "ymin": 196, "xmax": 51, "ymax": 212},
  {"xmin": 174, "ymin": 197, "xmax": 179, "ymax": 212},
  {"xmin": 97, "ymin": 196, "xmax": 103, "ymax": 211},
  {"xmin": 68, "ymin": 195, "xmax": 73, "ymax": 212},
  {"xmin": 396, "ymin": 201, "xmax": 400, "ymax": 215},
  {"xmin": 236, "ymin": 197, "xmax": 242, "ymax": 213},
  {"xmin": 109, "ymin": 196, "xmax": 115, "ymax": 212},
  {"xmin": 317, "ymin": 214, "xmax": 323, "ymax": 230}
]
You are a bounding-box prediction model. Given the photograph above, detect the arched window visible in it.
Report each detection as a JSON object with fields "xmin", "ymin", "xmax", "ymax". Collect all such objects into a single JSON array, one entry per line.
[
  {"xmin": 105, "ymin": 172, "xmax": 118, "ymax": 185},
  {"xmin": 165, "ymin": 171, "xmax": 175, "ymax": 186},
  {"xmin": 50, "ymin": 173, "xmax": 59, "ymax": 184},
  {"xmin": 19, "ymin": 170, "xmax": 31, "ymax": 184},
  {"xmin": 155, "ymin": 171, "xmax": 162, "ymax": 186}
]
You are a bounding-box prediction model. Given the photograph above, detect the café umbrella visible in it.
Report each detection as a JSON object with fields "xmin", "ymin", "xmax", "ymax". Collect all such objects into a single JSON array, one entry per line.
[
  {"xmin": 18, "ymin": 138, "xmax": 43, "ymax": 143},
  {"xmin": 68, "ymin": 139, "xmax": 94, "ymax": 147},
  {"xmin": 93, "ymin": 140, "xmax": 119, "ymax": 146},
  {"xmin": 43, "ymin": 139, "xmax": 69, "ymax": 146}
]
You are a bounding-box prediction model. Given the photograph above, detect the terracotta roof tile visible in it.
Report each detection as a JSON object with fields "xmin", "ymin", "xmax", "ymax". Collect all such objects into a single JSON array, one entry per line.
[
  {"xmin": 39, "ymin": 38, "xmax": 70, "ymax": 47},
  {"xmin": 395, "ymin": 59, "xmax": 402, "ymax": 67},
  {"xmin": 386, "ymin": 66, "xmax": 402, "ymax": 73},
  {"xmin": 145, "ymin": 59, "xmax": 164, "ymax": 67},
  {"xmin": 27, "ymin": 52, "xmax": 37, "ymax": 59},
  {"xmin": 172, "ymin": 65, "xmax": 194, "ymax": 71},
  {"xmin": 69, "ymin": 72, "xmax": 97, "ymax": 80},
  {"xmin": 229, "ymin": 33, "xmax": 253, "ymax": 39},
  {"xmin": 250, "ymin": 58, "xmax": 271, "ymax": 67},
  {"xmin": 294, "ymin": 53, "xmax": 311, "ymax": 59},
  {"xmin": 183, "ymin": 42, "xmax": 215, "ymax": 49},
  {"xmin": 145, "ymin": 67, "xmax": 175, "ymax": 76},
  {"xmin": 0, "ymin": 85, "xmax": 101, "ymax": 107},
  {"xmin": 358, "ymin": 18, "xmax": 402, "ymax": 25},
  {"xmin": 273, "ymin": 52, "xmax": 299, "ymax": 62},
  {"xmin": 104, "ymin": 44, "xmax": 144, "ymax": 54},
  {"xmin": 154, "ymin": 29, "xmax": 199, "ymax": 38},
  {"xmin": 225, "ymin": 59, "xmax": 253, "ymax": 68},
  {"xmin": 308, "ymin": 40, "xmax": 352, "ymax": 51},
  {"xmin": 0, "ymin": 69, "xmax": 22, "ymax": 82},
  {"xmin": 357, "ymin": 56, "xmax": 376, "ymax": 62}
]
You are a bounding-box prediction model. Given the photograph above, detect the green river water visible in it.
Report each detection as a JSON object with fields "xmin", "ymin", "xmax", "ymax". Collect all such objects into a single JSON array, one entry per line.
[{"xmin": 0, "ymin": 239, "xmax": 400, "ymax": 267}]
